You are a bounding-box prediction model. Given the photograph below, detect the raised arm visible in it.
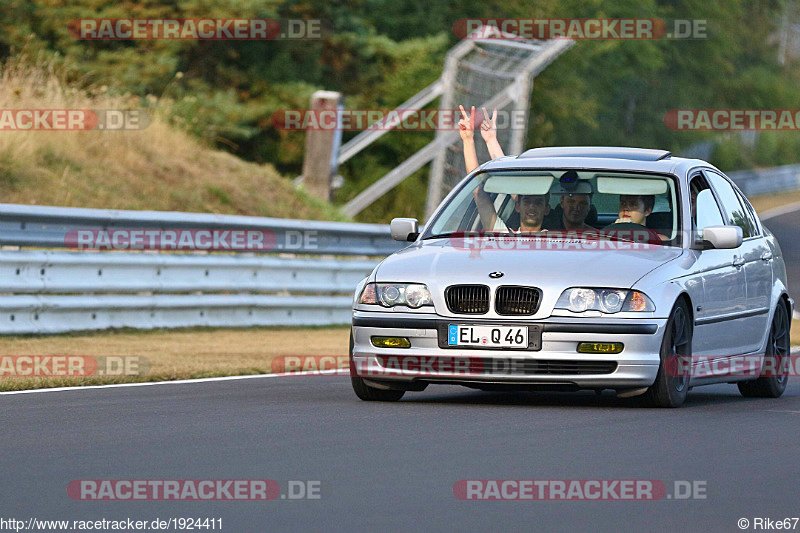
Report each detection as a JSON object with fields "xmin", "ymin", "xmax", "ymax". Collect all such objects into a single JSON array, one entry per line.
[
  {"xmin": 457, "ymin": 106, "xmax": 497, "ymax": 228},
  {"xmin": 472, "ymin": 177, "xmax": 498, "ymax": 230},
  {"xmin": 459, "ymin": 105, "xmax": 480, "ymax": 173},
  {"xmin": 480, "ymin": 107, "xmax": 505, "ymax": 160}
]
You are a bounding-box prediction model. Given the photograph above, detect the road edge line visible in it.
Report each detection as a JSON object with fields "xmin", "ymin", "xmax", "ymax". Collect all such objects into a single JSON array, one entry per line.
[
  {"xmin": 758, "ymin": 201, "xmax": 800, "ymax": 221},
  {"xmin": 0, "ymin": 369, "xmax": 351, "ymax": 395}
]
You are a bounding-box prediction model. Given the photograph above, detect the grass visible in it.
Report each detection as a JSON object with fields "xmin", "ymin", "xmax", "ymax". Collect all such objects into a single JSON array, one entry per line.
[
  {"xmin": 748, "ymin": 189, "xmax": 800, "ymax": 215},
  {"xmin": 0, "ymin": 326, "xmax": 351, "ymax": 391},
  {"xmin": 0, "ymin": 55, "xmax": 345, "ymax": 221}
]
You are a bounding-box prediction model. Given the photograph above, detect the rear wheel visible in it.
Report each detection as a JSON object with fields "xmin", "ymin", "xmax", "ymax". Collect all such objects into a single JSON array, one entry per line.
[
  {"xmin": 738, "ymin": 303, "xmax": 790, "ymax": 398},
  {"xmin": 349, "ymin": 330, "xmax": 405, "ymax": 402},
  {"xmin": 643, "ymin": 299, "xmax": 692, "ymax": 408}
]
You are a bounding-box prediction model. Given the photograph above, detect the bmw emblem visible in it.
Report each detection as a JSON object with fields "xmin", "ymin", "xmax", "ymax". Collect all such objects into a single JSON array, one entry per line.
[{"xmin": 488, "ymin": 272, "xmax": 504, "ymax": 279}]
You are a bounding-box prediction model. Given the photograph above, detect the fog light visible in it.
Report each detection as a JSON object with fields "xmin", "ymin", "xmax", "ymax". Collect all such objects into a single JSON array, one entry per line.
[
  {"xmin": 371, "ymin": 336, "xmax": 411, "ymax": 348},
  {"xmin": 577, "ymin": 342, "xmax": 623, "ymax": 354}
]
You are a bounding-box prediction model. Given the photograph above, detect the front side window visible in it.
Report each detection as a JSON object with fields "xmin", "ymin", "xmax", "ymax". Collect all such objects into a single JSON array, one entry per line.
[{"xmin": 690, "ymin": 174, "xmax": 725, "ymax": 233}]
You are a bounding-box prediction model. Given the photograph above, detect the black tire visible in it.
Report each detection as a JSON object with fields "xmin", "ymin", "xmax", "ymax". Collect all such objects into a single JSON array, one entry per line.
[
  {"xmin": 349, "ymin": 329, "xmax": 405, "ymax": 402},
  {"xmin": 351, "ymin": 375, "xmax": 405, "ymax": 402},
  {"xmin": 643, "ymin": 299, "xmax": 692, "ymax": 408},
  {"xmin": 738, "ymin": 302, "xmax": 790, "ymax": 398}
]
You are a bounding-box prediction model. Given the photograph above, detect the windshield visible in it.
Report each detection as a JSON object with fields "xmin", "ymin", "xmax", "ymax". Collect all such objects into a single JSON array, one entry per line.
[{"xmin": 424, "ymin": 169, "xmax": 681, "ymax": 246}]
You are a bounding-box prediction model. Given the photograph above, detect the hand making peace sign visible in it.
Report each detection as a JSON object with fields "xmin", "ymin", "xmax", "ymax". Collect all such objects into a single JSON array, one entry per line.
[
  {"xmin": 458, "ymin": 104, "xmax": 475, "ymax": 142},
  {"xmin": 479, "ymin": 106, "xmax": 498, "ymax": 143}
]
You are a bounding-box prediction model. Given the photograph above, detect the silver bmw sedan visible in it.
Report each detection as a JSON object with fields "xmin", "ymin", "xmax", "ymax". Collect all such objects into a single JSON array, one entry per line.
[{"xmin": 350, "ymin": 147, "xmax": 793, "ymax": 407}]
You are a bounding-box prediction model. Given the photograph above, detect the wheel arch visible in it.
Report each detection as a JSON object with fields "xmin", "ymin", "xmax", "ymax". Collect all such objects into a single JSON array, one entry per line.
[
  {"xmin": 675, "ymin": 292, "xmax": 694, "ymax": 326},
  {"xmin": 778, "ymin": 292, "xmax": 791, "ymax": 316}
]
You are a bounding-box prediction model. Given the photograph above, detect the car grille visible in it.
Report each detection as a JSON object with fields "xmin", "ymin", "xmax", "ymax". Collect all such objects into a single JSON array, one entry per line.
[
  {"xmin": 446, "ymin": 285, "xmax": 490, "ymax": 314},
  {"xmin": 480, "ymin": 359, "xmax": 617, "ymax": 375},
  {"xmin": 495, "ymin": 286, "xmax": 541, "ymax": 315}
]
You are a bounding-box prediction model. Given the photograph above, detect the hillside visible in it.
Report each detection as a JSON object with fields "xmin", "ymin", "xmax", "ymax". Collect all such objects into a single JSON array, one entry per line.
[{"xmin": 0, "ymin": 56, "xmax": 344, "ymax": 221}]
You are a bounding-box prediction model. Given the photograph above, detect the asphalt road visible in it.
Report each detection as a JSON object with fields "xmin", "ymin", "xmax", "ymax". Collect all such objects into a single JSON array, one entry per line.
[
  {"xmin": 763, "ymin": 205, "xmax": 800, "ymax": 303},
  {"xmin": 1, "ymin": 204, "xmax": 797, "ymax": 532},
  {"xmin": 1, "ymin": 375, "xmax": 800, "ymax": 532}
]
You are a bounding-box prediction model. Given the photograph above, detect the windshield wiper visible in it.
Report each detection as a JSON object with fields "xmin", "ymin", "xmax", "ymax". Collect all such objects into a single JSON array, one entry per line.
[{"xmin": 422, "ymin": 233, "xmax": 459, "ymax": 240}]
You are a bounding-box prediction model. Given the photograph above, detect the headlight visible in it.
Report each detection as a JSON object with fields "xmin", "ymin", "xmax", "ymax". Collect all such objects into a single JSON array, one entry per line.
[
  {"xmin": 358, "ymin": 283, "xmax": 433, "ymax": 308},
  {"xmin": 556, "ymin": 288, "xmax": 654, "ymax": 313}
]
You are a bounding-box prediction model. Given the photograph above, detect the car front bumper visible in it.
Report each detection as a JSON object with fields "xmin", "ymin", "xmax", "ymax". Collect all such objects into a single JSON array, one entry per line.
[{"xmin": 351, "ymin": 311, "xmax": 668, "ymax": 390}]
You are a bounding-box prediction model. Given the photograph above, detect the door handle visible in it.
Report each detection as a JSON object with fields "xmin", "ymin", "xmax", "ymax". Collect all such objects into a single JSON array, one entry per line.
[
  {"xmin": 732, "ymin": 257, "xmax": 745, "ymax": 268},
  {"xmin": 761, "ymin": 251, "xmax": 773, "ymax": 262}
]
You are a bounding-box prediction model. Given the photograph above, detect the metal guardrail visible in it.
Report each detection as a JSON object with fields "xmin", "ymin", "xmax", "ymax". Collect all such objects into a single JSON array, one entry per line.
[
  {"xmin": 0, "ymin": 251, "xmax": 377, "ymax": 294},
  {"xmin": 0, "ymin": 203, "xmax": 402, "ymax": 256},
  {"xmin": 0, "ymin": 204, "xmax": 400, "ymax": 333},
  {"xmin": 0, "ymin": 249, "xmax": 378, "ymax": 333},
  {"xmin": 728, "ymin": 164, "xmax": 800, "ymax": 196},
  {"xmin": 0, "ymin": 293, "xmax": 354, "ymax": 334}
]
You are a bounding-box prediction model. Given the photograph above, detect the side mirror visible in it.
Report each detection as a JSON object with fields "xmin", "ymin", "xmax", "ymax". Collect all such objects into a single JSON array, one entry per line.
[
  {"xmin": 390, "ymin": 218, "xmax": 419, "ymax": 242},
  {"xmin": 699, "ymin": 225, "xmax": 743, "ymax": 250}
]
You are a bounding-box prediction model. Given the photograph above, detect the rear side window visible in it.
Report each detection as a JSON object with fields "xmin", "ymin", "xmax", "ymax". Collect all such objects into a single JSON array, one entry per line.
[
  {"xmin": 733, "ymin": 188, "xmax": 761, "ymax": 237},
  {"xmin": 703, "ymin": 171, "xmax": 757, "ymax": 238}
]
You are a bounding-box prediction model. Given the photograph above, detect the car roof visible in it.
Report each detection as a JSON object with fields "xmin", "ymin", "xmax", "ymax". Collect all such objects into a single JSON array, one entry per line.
[
  {"xmin": 519, "ymin": 146, "xmax": 672, "ymax": 161},
  {"xmin": 481, "ymin": 146, "xmax": 718, "ymax": 180}
]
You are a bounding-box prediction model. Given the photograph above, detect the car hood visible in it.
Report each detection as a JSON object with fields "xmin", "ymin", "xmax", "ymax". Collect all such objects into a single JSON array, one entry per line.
[{"xmin": 374, "ymin": 237, "xmax": 684, "ymax": 317}]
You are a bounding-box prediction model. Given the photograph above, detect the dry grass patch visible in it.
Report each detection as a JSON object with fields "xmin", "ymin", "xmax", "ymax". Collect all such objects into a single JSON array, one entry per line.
[
  {"xmin": 0, "ymin": 55, "xmax": 343, "ymax": 221},
  {"xmin": 0, "ymin": 326, "xmax": 351, "ymax": 391},
  {"xmin": 748, "ymin": 190, "xmax": 800, "ymax": 215}
]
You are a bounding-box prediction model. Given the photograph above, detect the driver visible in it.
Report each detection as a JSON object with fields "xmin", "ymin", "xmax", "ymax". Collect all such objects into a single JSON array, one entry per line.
[
  {"xmin": 612, "ymin": 194, "xmax": 654, "ymax": 226},
  {"xmin": 606, "ymin": 194, "xmax": 666, "ymax": 242}
]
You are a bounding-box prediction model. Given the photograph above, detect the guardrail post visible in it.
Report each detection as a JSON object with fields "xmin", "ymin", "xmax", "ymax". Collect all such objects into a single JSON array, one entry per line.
[{"xmin": 301, "ymin": 90, "xmax": 342, "ymax": 201}]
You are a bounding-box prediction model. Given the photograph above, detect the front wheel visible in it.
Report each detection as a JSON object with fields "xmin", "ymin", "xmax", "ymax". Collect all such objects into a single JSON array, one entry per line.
[
  {"xmin": 349, "ymin": 329, "xmax": 404, "ymax": 402},
  {"xmin": 738, "ymin": 303, "xmax": 790, "ymax": 398},
  {"xmin": 351, "ymin": 376, "xmax": 405, "ymax": 402},
  {"xmin": 643, "ymin": 299, "xmax": 692, "ymax": 408}
]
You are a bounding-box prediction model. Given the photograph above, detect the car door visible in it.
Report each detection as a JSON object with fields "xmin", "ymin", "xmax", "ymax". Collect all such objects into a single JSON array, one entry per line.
[
  {"xmin": 689, "ymin": 173, "xmax": 747, "ymax": 357},
  {"xmin": 703, "ymin": 170, "xmax": 768, "ymax": 355},
  {"xmin": 734, "ymin": 182, "xmax": 773, "ymax": 338}
]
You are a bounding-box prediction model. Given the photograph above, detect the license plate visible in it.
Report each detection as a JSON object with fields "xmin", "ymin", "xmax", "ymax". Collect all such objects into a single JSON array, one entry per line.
[{"xmin": 448, "ymin": 325, "xmax": 528, "ymax": 348}]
